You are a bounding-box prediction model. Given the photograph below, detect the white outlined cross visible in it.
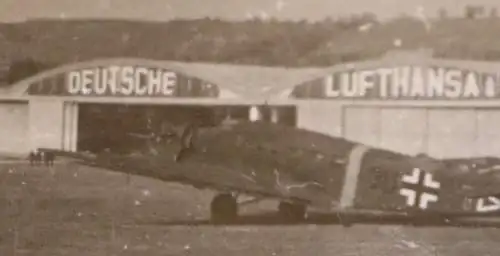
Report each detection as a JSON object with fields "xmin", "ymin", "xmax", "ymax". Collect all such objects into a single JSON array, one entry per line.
[
  {"xmin": 399, "ymin": 167, "xmax": 440, "ymax": 210},
  {"xmin": 476, "ymin": 196, "xmax": 500, "ymax": 212}
]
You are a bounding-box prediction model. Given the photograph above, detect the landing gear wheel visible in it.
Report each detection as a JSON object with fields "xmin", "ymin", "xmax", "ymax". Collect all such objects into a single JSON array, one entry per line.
[
  {"xmin": 210, "ymin": 194, "xmax": 238, "ymax": 224},
  {"xmin": 278, "ymin": 202, "xmax": 306, "ymax": 223},
  {"xmin": 337, "ymin": 213, "xmax": 353, "ymax": 227}
]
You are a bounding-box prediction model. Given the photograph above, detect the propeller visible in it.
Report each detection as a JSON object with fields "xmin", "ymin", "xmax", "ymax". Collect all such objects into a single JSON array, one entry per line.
[
  {"xmin": 127, "ymin": 119, "xmax": 181, "ymax": 142},
  {"xmin": 125, "ymin": 121, "xmax": 199, "ymax": 163},
  {"xmin": 127, "ymin": 132, "xmax": 156, "ymax": 140},
  {"xmin": 125, "ymin": 110, "xmax": 236, "ymax": 162}
]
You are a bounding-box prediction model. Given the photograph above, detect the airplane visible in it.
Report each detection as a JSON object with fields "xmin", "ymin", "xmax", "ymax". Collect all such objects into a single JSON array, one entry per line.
[{"xmin": 37, "ymin": 119, "xmax": 500, "ymax": 226}]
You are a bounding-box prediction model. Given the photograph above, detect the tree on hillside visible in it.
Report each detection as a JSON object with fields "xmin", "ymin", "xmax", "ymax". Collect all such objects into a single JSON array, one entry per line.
[
  {"xmin": 438, "ymin": 8, "xmax": 448, "ymax": 20},
  {"xmin": 4, "ymin": 16, "xmax": 500, "ymax": 67},
  {"xmin": 490, "ymin": 8, "xmax": 498, "ymax": 18},
  {"xmin": 465, "ymin": 5, "xmax": 485, "ymax": 19},
  {"xmin": 6, "ymin": 58, "xmax": 47, "ymax": 84}
]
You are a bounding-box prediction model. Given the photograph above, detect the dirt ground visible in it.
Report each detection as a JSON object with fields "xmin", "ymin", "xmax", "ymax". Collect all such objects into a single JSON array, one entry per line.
[{"xmin": 1, "ymin": 162, "xmax": 500, "ymax": 256}]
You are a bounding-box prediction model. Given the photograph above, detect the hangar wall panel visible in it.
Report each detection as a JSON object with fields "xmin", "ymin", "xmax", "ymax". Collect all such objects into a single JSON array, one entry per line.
[
  {"xmin": 295, "ymin": 101, "xmax": 342, "ymax": 137},
  {"xmin": 476, "ymin": 110, "xmax": 500, "ymax": 157},
  {"xmin": 379, "ymin": 108, "xmax": 427, "ymax": 155},
  {"xmin": 339, "ymin": 105, "xmax": 500, "ymax": 158},
  {"xmin": 0, "ymin": 103, "xmax": 29, "ymax": 154},
  {"xmin": 29, "ymin": 99, "xmax": 65, "ymax": 150},
  {"xmin": 426, "ymin": 109, "xmax": 477, "ymax": 158},
  {"xmin": 343, "ymin": 107, "xmax": 380, "ymax": 147}
]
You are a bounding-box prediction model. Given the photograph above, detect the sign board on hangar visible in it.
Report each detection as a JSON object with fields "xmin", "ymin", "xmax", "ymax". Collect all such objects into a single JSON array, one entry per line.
[
  {"xmin": 27, "ymin": 65, "xmax": 220, "ymax": 98},
  {"xmin": 291, "ymin": 65, "xmax": 500, "ymax": 100}
]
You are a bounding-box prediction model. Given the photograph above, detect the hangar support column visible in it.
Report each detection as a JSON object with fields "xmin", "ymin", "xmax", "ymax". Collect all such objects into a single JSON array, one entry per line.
[
  {"xmin": 62, "ymin": 102, "xmax": 78, "ymax": 152},
  {"xmin": 249, "ymin": 106, "xmax": 261, "ymax": 122},
  {"xmin": 249, "ymin": 105, "xmax": 280, "ymax": 123},
  {"xmin": 270, "ymin": 107, "xmax": 279, "ymax": 123}
]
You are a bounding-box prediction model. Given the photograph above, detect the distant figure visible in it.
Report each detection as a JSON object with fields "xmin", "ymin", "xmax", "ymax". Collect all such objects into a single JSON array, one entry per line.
[
  {"xmin": 38, "ymin": 151, "xmax": 45, "ymax": 166},
  {"xmin": 32, "ymin": 150, "xmax": 43, "ymax": 166},
  {"xmin": 28, "ymin": 149, "xmax": 42, "ymax": 166},
  {"xmin": 29, "ymin": 149, "xmax": 55, "ymax": 167},
  {"xmin": 43, "ymin": 151, "xmax": 55, "ymax": 167},
  {"xmin": 28, "ymin": 151, "xmax": 36, "ymax": 166}
]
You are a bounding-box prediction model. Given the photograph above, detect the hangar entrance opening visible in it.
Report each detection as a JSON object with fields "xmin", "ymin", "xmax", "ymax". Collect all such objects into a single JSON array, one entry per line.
[{"xmin": 77, "ymin": 103, "xmax": 296, "ymax": 154}]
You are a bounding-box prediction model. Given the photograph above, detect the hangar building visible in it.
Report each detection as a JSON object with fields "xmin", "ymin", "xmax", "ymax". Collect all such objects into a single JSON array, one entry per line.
[
  {"xmin": 1, "ymin": 49, "xmax": 500, "ymax": 159},
  {"xmin": 0, "ymin": 58, "xmax": 319, "ymax": 155}
]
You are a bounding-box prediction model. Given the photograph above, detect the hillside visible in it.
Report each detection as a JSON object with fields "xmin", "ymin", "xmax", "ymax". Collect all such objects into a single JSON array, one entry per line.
[{"xmin": 1, "ymin": 16, "xmax": 500, "ymax": 84}]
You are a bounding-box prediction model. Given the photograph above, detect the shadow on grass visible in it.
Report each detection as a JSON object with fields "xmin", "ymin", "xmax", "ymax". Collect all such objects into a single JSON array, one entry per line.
[{"xmin": 136, "ymin": 212, "xmax": 500, "ymax": 229}]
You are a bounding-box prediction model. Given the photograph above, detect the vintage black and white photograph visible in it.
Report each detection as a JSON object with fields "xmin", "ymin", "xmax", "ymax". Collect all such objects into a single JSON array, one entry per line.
[{"xmin": 2, "ymin": 0, "xmax": 500, "ymax": 255}]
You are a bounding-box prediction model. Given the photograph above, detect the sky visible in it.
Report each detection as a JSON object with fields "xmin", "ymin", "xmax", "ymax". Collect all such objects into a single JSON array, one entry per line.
[{"xmin": 0, "ymin": 0, "xmax": 499, "ymax": 23}]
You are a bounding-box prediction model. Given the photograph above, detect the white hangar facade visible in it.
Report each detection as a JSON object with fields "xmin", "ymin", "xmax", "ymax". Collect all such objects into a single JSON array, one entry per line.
[{"xmin": 1, "ymin": 49, "xmax": 500, "ymax": 159}]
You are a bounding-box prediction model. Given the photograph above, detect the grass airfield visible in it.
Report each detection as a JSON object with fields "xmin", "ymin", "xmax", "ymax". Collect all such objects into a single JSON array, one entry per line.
[{"xmin": 1, "ymin": 162, "xmax": 500, "ymax": 256}]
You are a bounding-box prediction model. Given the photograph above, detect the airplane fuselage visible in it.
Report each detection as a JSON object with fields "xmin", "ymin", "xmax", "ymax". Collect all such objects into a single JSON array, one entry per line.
[{"xmin": 44, "ymin": 121, "xmax": 500, "ymax": 223}]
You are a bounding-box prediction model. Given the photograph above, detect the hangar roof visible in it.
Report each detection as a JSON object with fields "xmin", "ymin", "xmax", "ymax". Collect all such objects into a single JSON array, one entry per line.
[
  {"xmin": 0, "ymin": 58, "xmax": 326, "ymax": 101},
  {"xmin": 2, "ymin": 49, "xmax": 499, "ymax": 102}
]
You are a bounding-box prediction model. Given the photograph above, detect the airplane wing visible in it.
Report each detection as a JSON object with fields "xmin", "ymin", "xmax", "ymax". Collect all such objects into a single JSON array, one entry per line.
[{"xmin": 37, "ymin": 147, "xmax": 331, "ymax": 207}]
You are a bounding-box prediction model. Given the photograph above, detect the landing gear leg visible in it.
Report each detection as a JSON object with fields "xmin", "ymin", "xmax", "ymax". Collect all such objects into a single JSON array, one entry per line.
[
  {"xmin": 336, "ymin": 213, "xmax": 353, "ymax": 227},
  {"xmin": 210, "ymin": 193, "xmax": 238, "ymax": 224},
  {"xmin": 278, "ymin": 201, "xmax": 306, "ymax": 223}
]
